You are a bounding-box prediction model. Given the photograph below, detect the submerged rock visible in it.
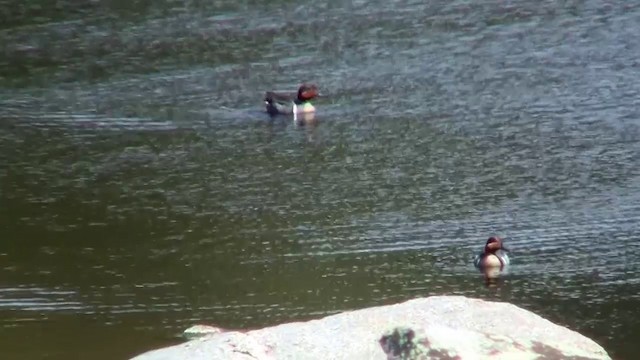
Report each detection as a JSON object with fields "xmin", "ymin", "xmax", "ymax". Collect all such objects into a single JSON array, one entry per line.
[
  {"xmin": 131, "ymin": 296, "xmax": 611, "ymax": 360},
  {"xmin": 182, "ymin": 325, "xmax": 225, "ymax": 340}
]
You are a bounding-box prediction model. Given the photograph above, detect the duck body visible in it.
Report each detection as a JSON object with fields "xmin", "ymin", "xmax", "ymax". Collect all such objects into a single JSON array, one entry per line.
[
  {"xmin": 264, "ymin": 83, "xmax": 318, "ymax": 116},
  {"xmin": 474, "ymin": 251, "xmax": 510, "ymax": 269},
  {"xmin": 474, "ymin": 236, "xmax": 510, "ymax": 270}
]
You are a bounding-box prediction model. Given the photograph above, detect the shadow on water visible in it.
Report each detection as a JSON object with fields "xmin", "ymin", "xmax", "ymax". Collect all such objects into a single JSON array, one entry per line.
[{"xmin": 1, "ymin": 0, "xmax": 640, "ymax": 359}]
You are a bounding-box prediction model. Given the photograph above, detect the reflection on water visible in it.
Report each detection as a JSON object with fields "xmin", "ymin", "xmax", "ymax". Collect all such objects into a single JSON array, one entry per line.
[{"xmin": 1, "ymin": 0, "xmax": 640, "ymax": 359}]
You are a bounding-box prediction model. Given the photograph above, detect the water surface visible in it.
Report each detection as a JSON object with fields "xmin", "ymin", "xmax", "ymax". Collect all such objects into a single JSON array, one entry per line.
[{"xmin": 1, "ymin": 0, "xmax": 639, "ymax": 359}]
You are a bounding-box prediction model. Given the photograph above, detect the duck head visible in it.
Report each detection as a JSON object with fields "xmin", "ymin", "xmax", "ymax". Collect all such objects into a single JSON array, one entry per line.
[
  {"xmin": 484, "ymin": 236, "xmax": 509, "ymax": 255},
  {"xmin": 297, "ymin": 83, "xmax": 319, "ymax": 103}
]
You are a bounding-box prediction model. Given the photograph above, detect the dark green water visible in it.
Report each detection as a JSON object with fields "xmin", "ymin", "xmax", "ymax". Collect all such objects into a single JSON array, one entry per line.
[{"xmin": 1, "ymin": 0, "xmax": 639, "ymax": 359}]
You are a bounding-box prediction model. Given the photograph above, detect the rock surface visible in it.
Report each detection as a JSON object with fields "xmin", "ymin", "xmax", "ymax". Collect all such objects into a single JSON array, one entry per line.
[{"xmin": 130, "ymin": 296, "xmax": 611, "ymax": 360}]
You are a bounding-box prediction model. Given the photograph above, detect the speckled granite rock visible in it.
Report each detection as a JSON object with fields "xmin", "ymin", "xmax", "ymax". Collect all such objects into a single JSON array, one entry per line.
[{"xmin": 130, "ymin": 296, "xmax": 611, "ymax": 360}]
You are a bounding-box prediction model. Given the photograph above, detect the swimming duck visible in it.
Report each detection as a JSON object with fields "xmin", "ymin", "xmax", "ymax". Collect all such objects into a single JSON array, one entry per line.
[
  {"xmin": 474, "ymin": 236, "xmax": 510, "ymax": 270},
  {"xmin": 264, "ymin": 83, "xmax": 319, "ymax": 116}
]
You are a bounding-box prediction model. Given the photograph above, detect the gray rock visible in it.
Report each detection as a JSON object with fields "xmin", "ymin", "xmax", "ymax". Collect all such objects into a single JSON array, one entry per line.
[
  {"xmin": 131, "ymin": 296, "xmax": 611, "ymax": 360},
  {"xmin": 379, "ymin": 326, "xmax": 606, "ymax": 360}
]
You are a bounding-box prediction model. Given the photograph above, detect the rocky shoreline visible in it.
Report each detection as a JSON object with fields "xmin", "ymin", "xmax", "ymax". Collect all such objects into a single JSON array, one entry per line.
[{"xmin": 131, "ymin": 296, "xmax": 611, "ymax": 360}]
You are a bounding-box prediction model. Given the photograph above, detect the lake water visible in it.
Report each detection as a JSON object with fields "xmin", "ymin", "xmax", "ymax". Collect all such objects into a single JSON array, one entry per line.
[{"xmin": 1, "ymin": 0, "xmax": 639, "ymax": 359}]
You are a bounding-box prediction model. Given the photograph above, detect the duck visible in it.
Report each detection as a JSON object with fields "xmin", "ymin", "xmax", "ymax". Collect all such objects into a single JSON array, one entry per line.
[
  {"xmin": 264, "ymin": 83, "xmax": 319, "ymax": 116},
  {"xmin": 474, "ymin": 236, "xmax": 510, "ymax": 270}
]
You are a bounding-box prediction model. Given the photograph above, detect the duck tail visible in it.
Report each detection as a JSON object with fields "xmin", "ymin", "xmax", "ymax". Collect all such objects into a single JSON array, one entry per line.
[
  {"xmin": 264, "ymin": 92, "xmax": 284, "ymax": 115},
  {"xmin": 264, "ymin": 91, "xmax": 275, "ymax": 105}
]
